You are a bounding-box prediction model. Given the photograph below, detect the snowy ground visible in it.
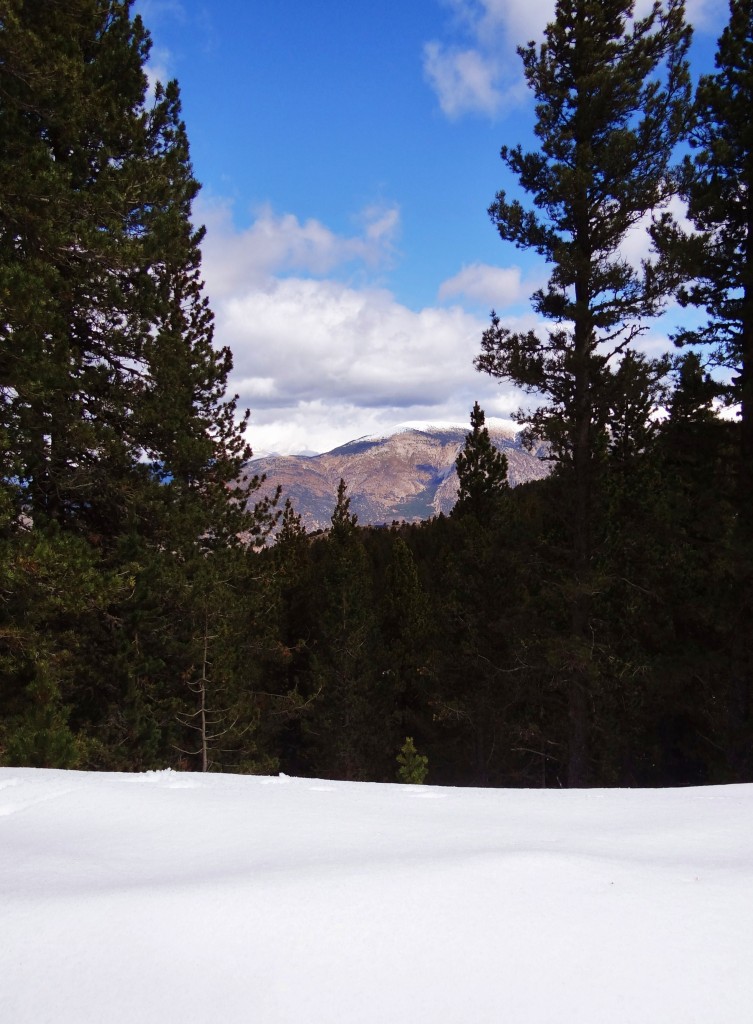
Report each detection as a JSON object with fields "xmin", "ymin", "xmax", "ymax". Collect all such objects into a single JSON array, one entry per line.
[{"xmin": 1, "ymin": 769, "xmax": 752, "ymax": 1023}]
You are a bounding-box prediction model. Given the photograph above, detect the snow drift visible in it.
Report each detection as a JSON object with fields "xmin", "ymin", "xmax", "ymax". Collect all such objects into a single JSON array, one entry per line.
[{"xmin": 1, "ymin": 768, "xmax": 751, "ymax": 1023}]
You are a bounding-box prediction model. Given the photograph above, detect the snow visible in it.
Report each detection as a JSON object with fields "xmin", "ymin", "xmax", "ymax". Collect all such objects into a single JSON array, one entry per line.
[
  {"xmin": 354, "ymin": 417, "xmax": 519, "ymax": 444},
  {"xmin": 2, "ymin": 769, "xmax": 752, "ymax": 1023}
]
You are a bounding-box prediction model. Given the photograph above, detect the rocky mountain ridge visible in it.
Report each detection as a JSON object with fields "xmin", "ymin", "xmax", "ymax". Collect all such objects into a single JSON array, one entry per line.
[{"xmin": 245, "ymin": 425, "xmax": 549, "ymax": 533}]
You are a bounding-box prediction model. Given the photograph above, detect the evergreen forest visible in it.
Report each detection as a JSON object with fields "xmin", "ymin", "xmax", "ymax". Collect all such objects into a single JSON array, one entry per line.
[{"xmin": 1, "ymin": 0, "xmax": 752, "ymax": 788}]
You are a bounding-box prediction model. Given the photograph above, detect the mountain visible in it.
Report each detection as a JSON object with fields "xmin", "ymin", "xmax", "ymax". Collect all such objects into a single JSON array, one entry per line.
[{"xmin": 244, "ymin": 424, "xmax": 549, "ymax": 533}]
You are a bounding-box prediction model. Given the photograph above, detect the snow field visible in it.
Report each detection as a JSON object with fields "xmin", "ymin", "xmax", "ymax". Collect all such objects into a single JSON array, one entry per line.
[{"xmin": 1, "ymin": 769, "xmax": 751, "ymax": 1023}]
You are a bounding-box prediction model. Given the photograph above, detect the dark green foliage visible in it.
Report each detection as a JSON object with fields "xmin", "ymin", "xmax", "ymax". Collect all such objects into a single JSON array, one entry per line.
[
  {"xmin": 477, "ymin": 0, "xmax": 690, "ymax": 470},
  {"xmin": 0, "ymin": 527, "xmax": 125, "ymax": 767},
  {"xmin": 653, "ymin": 0, "xmax": 753, "ymax": 528},
  {"xmin": 277, "ymin": 498, "xmax": 307, "ymax": 547},
  {"xmin": 331, "ymin": 477, "xmax": 358, "ymax": 537},
  {"xmin": 396, "ymin": 736, "xmax": 428, "ymax": 784},
  {"xmin": 475, "ymin": 0, "xmax": 691, "ymax": 785},
  {"xmin": 430, "ymin": 510, "xmax": 523, "ymax": 785},
  {"xmin": 651, "ymin": 0, "xmax": 753, "ymax": 775},
  {"xmin": 454, "ymin": 402, "xmax": 508, "ymax": 518},
  {"xmin": 476, "ymin": 0, "xmax": 690, "ymax": 535},
  {"xmin": 0, "ymin": 0, "xmax": 275, "ymax": 769},
  {"xmin": 304, "ymin": 484, "xmax": 379, "ymax": 780},
  {"xmin": 0, "ymin": 0, "xmax": 264, "ymax": 547},
  {"xmin": 377, "ymin": 535, "xmax": 435, "ymax": 761}
]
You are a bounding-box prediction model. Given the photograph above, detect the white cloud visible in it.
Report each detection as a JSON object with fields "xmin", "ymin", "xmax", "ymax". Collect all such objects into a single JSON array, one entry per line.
[
  {"xmin": 360, "ymin": 204, "xmax": 401, "ymax": 247},
  {"xmin": 423, "ymin": 0, "xmax": 554, "ymax": 118},
  {"xmin": 632, "ymin": 0, "xmax": 726, "ymax": 26},
  {"xmin": 440, "ymin": 0, "xmax": 554, "ymax": 49},
  {"xmin": 144, "ymin": 45, "xmax": 172, "ymax": 96},
  {"xmin": 441, "ymin": 0, "xmax": 723, "ymax": 46},
  {"xmin": 198, "ymin": 199, "xmax": 400, "ymax": 298},
  {"xmin": 194, "ymin": 195, "xmax": 545, "ymax": 455},
  {"xmin": 199, "ymin": 229, "xmax": 523, "ymax": 453},
  {"xmin": 423, "ymin": 42, "xmax": 506, "ymax": 119},
  {"xmin": 246, "ymin": 394, "xmax": 523, "ymax": 458},
  {"xmin": 438, "ymin": 262, "xmax": 539, "ymax": 307},
  {"xmin": 669, "ymin": 0, "xmax": 726, "ymax": 30},
  {"xmin": 221, "ymin": 277, "xmax": 490, "ymax": 411},
  {"xmin": 425, "ymin": 0, "xmax": 725, "ymax": 120},
  {"xmin": 136, "ymin": 0, "xmax": 186, "ymax": 24},
  {"xmin": 618, "ymin": 195, "xmax": 695, "ymax": 278}
]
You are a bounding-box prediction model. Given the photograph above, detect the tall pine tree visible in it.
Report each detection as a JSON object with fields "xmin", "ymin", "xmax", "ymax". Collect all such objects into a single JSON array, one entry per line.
[
  {"xmin": 654, "ymin": 0, "xmax": 753, "ymax": 524},
  {"xmin": 475, "ymin": 0, "xmax": 691, "ymax": 784},
  {"xmin": 652, "ymin": 0, "xmax": 753, "ymax": 778},
  {"xmin": 0, "ymin": 0, "xmax": 272, "ymax": 767}
]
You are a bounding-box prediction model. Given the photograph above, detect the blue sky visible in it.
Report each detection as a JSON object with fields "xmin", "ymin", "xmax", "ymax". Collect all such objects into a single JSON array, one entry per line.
[{"xmin": 136, "ymin": 0, "xmax": 728, "ymax": 454}]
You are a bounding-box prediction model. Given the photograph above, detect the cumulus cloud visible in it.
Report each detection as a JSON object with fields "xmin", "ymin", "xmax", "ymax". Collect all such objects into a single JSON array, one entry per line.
[
  {"xmin": 219, "ymin": 276, "xmax": 525, "ymax": 451},
  {"xmin": 423, "ymin": 0, "xmax": 554, "ymax": 118},
  {"xmin": 423, "ymin": 42, "xmax": 507, "ymax": 119},
  {"xmin": 440, "ymin": 0, "xmax": 721, "ymax": 47},
  {"xmin": 424, "ymin": 0, "xmax": 725, "ymax": 120},
  {"xmin": 245, "ymin": 395, "xmax": 524, "ymax": 458},
  {"xmin": 438, "ymin": 262, "xmax": 541, "ymax": 307},
  {"xmin": 440, "ymin": 0, "xmax": 554, "ymax": 49},
  {"xmin": 631, "ymin": 0, "xmax": 727, "ymax": 27},
  {"xmin": 198, "ymin": 199, "xmax": 400, "ymax": 298},
  {"xmin": 224, "ymin": 279, "xmax": 478, "ymax": 406},
  {"xmin": 617, "ymin": 195, "xmax": 695, "ymax": 283},
  {"xmin": 196, "ymin": 207, "xmax": 526, "ymax": 454},
  {"xmin": 193, "ymin": 191, "xmax": 575, "ymax": 455},
  {"xmin": 663, "ymin": 0, "xmax": 726, "ymax": 29},
  {"xmin": 144, "ymin": 45, "xmax": 172, "ymax": 97}
]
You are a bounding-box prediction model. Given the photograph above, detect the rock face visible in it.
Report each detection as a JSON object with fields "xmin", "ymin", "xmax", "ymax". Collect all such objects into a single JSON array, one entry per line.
[{"xmin": 245, "ymin": 425, "xmax": 549, "ymax": 534}]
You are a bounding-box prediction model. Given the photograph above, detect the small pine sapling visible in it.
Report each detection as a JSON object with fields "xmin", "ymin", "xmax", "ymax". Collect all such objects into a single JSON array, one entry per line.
[{"xmin": 396, "ymin": 736, "xmax": 429, "ymax": 785}]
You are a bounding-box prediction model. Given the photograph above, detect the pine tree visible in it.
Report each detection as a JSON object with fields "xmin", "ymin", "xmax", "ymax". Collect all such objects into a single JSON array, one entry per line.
[
  {"xmin": 169, "ymin": 547, "xmax": 280, "ymax": 774},
  {"xmin": 277, "ymin": 497, "xmax": 307, "ymax": 547},
  {"xmin": 331, "ymin": 478, "xmax": 358, "ymax": 538},
  {"xmin": 453, "ymin": 402, "xmax": 508, "ymax": 518},
  {"xmin": 396, "ymin": 736, "xmax": 428, "ymax": 785},
  {"xmin": 0, "ymin": 0, "xmax": 273, "ymax": 765},
  {"xmin": 0, "ymin": 1, "xmax": 263, "ymax": 544},
  {"xmin": 653, "ymin": 0, "xmax": 753, "ymax": 525},
  {"xmin": 474, "ymin": 0, "xmax": 691, "ymax": 785},
  {"xmin": 652, "ymin": 0, "xmax": 753, "ymax": 777},
  {"xmin": 1, "ymin": 0, "xmax": 153, "ymax": 533},
  {"xmin": 379, "ymin": 535, "xmax": 434, "ymax": 751},
  {"xmin": 305, "ymin": 480, "xmax": 378, "ymax": 780}
]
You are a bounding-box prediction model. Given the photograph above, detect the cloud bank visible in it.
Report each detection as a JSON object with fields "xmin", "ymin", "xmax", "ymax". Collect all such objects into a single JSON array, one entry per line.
[
  {"xmin": 198, "ymin": 199, "xmax": 524, "ymax": 455},
  {"xmin": 198, "ymin": 190, "xmax": 686, "ymax": 457}
]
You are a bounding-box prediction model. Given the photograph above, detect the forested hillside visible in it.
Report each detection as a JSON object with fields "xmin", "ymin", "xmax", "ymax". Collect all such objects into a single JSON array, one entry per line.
[{"xmin": 1, "ymin": 0, "xmax": 751, "ymax": 788}]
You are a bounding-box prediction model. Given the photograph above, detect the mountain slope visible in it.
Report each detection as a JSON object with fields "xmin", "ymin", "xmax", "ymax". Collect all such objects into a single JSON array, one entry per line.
[{"xmin": 245, "ymin": 425, "xmax": 549, "ymax": 532}]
